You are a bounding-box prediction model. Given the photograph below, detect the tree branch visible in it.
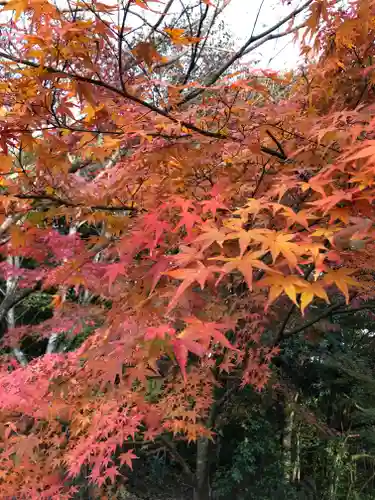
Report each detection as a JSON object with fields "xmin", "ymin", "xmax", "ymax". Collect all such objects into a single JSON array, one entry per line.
[
  {"xmin": 149, "ymin": 0, "xmax": 174, "ymax": 37},
  {"xmin": 182, "ymin": 1, "xmax": 209, "ymax": 85},
  {"xmin": 279, "ymin": 301, "xmax": 375, "ymax": 340},
  {"xmin": 178, "ymin": 0, "xmax": 312, "ymax": 105},
  {"xmin": 7, "ymin": 192, "xmax": 139, "ymax": 213},
  {"xmin": 159, "ymin": 435, "xmax": 195, "ymax": 484},
  {"xmin": 0, "ymin": 214, "xmax": 24, "ymax": 237},
  {"xmin": 0, "ymin": 50, "xmax": 232, "ymax": 141},
  {"xmin": 0, "ymin": 283, "xmax": 41, "ymax": 324},
  {"xmin": 266, "ymin": 129, "xmax": 287, "ymax": 160}
]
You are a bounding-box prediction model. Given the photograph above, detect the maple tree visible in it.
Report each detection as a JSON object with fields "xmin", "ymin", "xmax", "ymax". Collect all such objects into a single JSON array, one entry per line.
[{"xmin": 0, "ymin": 0, "xmax": 374, "ymax": 497}]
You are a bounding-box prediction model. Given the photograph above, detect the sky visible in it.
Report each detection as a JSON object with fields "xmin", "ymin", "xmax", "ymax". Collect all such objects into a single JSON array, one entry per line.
[
  {"xmin": 127, "ymin": 0, "xmax": 307, "ymax": 71},
  {"xmin": 0, "ymin": 0, "xmax": 308, "ymax": 71},
  {"xmin": 220, "ymin": 0, "xmax": 304, "ymax": 70}
]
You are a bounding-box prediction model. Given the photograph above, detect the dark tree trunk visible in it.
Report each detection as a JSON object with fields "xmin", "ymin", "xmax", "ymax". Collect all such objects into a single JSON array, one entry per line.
[{"xmin": 193, "ymin": 437, "xmax": 211, "ymax": 500}]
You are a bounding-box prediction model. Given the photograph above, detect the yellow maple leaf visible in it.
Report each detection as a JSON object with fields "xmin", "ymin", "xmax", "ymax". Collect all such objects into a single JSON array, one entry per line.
[
  {"xmin": 83, "ymin": 103, "xmax": 104, "ymax": 122},
  {"xmin": 300, "ymin": 281, "xmax": 329, "ymax": 314},
  {"xmin": 235, "ymin": 197, "xmax": 263, "ymax": 218},
  {"xmin": 225, "ymin": 228, "xmax": 270, "ymax": 257},
  {"xmin": 256, "ymin": 273, "xmax": 308, "ymax": 307},
  {"xmin": 323, "ymin": 268, "xmax": 362, "ymax": 303},
  {"xmin": 10, "ymin": 226, "xmax": 28, "ymax": 248},
  {"xmin": 282, "ymin": 207, "xmax": 313, "ymax": 229}
]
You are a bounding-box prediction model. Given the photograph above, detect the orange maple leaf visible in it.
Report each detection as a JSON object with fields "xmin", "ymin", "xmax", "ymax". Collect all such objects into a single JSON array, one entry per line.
[
  {"xmin": 212, "ymin": 250, "xmax": 272, "ymax": 291},
  {"xmin": 164, "ymin": 27, "xmax": 203, "ymax": 45},
  {"xmin": 164, "ymin": 263, "xmax": 216, "ymax": 312},
  {"xmin": 193, "ymin": 223, "xmax": 229, "ymax": 251},
  {"xmin": 256, "ymin": 231, "xmax": 303, "ymax": 268}
]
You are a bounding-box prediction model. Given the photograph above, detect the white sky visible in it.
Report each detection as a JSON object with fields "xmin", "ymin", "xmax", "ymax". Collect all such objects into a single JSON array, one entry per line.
[
  {"xmin": 221, "ymin": 0, "xmax": 304, "ymax": 70},
  {"xmin": 1, "ymin": 0, "xmax": 306, "ymax": 71},
  {"xmin": 131, "ymin": 0, "xmax": 306, "ymax": 70}
]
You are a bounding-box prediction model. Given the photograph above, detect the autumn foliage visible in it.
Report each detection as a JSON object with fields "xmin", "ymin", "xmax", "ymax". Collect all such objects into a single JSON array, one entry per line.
[{"xmin": 0, "ymin": 0, "xmax": 374, "ymax": 497}]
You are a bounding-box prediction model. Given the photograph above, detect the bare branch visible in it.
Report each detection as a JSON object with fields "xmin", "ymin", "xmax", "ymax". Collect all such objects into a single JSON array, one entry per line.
[
  {"xmin": 118, "ymin": 1, "xmax": 131, "ymax": 93},
  {"xmin": 159, "ymin": 435, "xmax": 195, "ymax": 484},
  {"xmin": 178, "ymin": 0, "xmax": 313, "ymax": 106},
  {"xmin": 182, "ymin": 0, "xmax": 209, "ymax": 84},
  {"xmin": 279, "ymin": 301, "xmax": 375, "ymax": 340},
  {"xmin": 149, "ymin": 0, "xmax": 174, "ymax": 37},
  {"xmin": 242, "ymin": 21, "xmax": 306, "ymax": 57}
]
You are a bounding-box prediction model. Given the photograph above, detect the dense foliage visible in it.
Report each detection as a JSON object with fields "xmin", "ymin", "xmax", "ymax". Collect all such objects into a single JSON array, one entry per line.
[{"xmin": 1, "ymin": 0, "xmax": 375, "ymax": 498}]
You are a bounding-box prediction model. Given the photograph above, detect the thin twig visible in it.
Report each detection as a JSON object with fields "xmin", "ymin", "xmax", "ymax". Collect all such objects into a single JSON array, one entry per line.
[{"xmin": 178, "ymin": 0, "xmax": 312, "ymax": 105}]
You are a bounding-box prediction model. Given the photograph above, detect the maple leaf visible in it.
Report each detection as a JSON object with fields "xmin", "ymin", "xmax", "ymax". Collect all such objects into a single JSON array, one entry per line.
[
  {"xmin": 164, "ymin": 263, "xmax": 215, "ymax": 312},
  {"xmin": 174, "ymin": 209, "xmax": 200, "ymax": 239},
  {"xmin": 144, "ymin": 324, "xmax": 175, "ymax": 341},
  {"xmin": 103, "ymin": 465, "xmax": 120, "ymax": 484},
  {"xmin": 345, "ymin": 141, "xmax": 375, "ymax": 161},
  {"xmin": 219, "ymin": 355, "xmax": 235, "ymax": 373},
  {"xmin": 90, "ymin": 467, "xmax": 106, "ymax": 487},
  {"xmin": 164, "ymin": 27, "xmax": 202, "ymax": 45},
  {"xmin": 170, "ymin": 245, "xmax": 203, "ymax": 267},
  {"xmin": 146, "ymin": 256, "xmax": 171, "ymax": 295},
  {"xmin": 103, "ymin": 261, "xmax": 127, "ymax": 289},
  {"xmin": 257, "ymin": 231, "xmax": 303, "ymax": 268},
  {"xmin": 171, "ymin": 318, "xmax": 235, "ymax": 380},
  {"xmin": 193, "ymin": 223, "xmax": 229, "ymax": 251},
  {"xmin": 224, "ymin": 228, "xmax": 269, "ymax": 257},
  {"xmin": 172, "ymin": 339, "xmax": 189, "ymax": 382},
  {"xmin": 323, "ymin": 268, "xmax": 362, "ymax": 303},
  {"xmin": 308, "ymin": 190, "xmax": 353, "ymax": 215},
  {"xmin": 256, "ymin": 274, "xmax": 309, "ymax": 307},
  {"xmin": 234, "ymin": 198, "xmax": 264, "ymax": 218},
  {"xmin": 300, "ymin": 281, "xmax": 330, "ymax": 314},
  {"xmin": 213, "ymin": 250, "xmax": 273, "ymax": 291},
  {"xmin": 51, "ymin": 293, "xmax": 64, "ymax": 309},
  {"xmin": 2, "ymin": 0, "xmax": 28, "ymax": 20},
  {"xmin": 0, "ymin": 154, "xmax": 13, "ymax": 173},
  {"xmin": 282, "ymin": 207, "xmax": 313, "ymax": 229},
  {"xmin": 132, "ymin": 42, "xmax": 163, "ymax": 68},
  {"xmin": 119, "ymin": 449, "xmax": 138, "ymax": 470},
  {"xmin": 179, "ymin": 317, "xmax": 236, "ymax": 352},
  {"xmin": 199, "ymin": 197, "xmax": 228, "ymax": 217},
  {"xmin": 140, "ymin": 212, "xmax": 172, "ymax": 253}
]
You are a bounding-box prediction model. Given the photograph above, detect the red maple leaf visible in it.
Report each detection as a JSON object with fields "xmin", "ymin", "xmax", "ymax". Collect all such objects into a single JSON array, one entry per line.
[
  {"xmin": 199, "ymin": 197, "xmax": 228, "ymax": 217},
  {"xmin": 103, "ymin": 261, "xmax": 127, "ymax": 289},
  {"xmin": 103, "ymin": 465, "xmax": 120, "ymax": 484}
]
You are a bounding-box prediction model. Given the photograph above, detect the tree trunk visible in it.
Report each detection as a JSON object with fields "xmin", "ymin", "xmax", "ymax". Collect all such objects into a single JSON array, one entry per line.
[
  {"xmin": 6, "ymin": 256, "xmax": 27, "ymax": 366},
  {"xmin": 328, "ymin": 441, "xmax": 345, "ymax": 500},
  {"xmin": 282, "ymin": 391, "xmax": 299, "ymax": 482},
  {"xmin": 292, "ymin": 423, "xmax": 301, "ymax": 484},
  {"xmin": 194, "ymin": 437, "xmax": 211, "ymax": 500}
]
